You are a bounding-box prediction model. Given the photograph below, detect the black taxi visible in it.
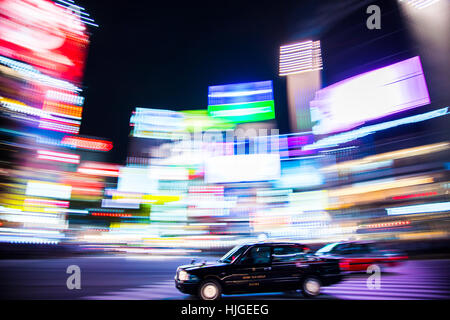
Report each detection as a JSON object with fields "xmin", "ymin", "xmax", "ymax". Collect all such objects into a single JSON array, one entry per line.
[{"xmin": 175, "ymin": 242, "xmax": 342, "ymax": 300}]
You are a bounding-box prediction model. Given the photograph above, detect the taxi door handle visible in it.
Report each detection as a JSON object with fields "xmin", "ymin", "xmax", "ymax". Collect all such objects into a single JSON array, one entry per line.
[{"xmin": 264, "ymin": 267, "xmax": 272, "ymax": 271}]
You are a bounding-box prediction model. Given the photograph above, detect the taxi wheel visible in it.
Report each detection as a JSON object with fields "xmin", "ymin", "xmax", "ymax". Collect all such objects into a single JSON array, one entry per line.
[
  {"xmin": 198, "ymin": 279, "xmax": 222, "ymax": 300},
  {"xmin": 301, "ymin": 276, "xmax": 321, "ymax": 298}
]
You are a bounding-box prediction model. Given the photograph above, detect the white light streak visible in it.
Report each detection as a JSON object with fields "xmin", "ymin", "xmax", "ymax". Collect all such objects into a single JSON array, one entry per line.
[{"xmin": 387, "ymin": 202, "xmax": 450, "ymax": 215}]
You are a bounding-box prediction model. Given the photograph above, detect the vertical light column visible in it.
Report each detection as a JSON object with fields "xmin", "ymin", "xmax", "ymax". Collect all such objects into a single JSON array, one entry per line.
[{"xmin": 279, "ymin": 40, "xmax": 323, "ymax": 133}]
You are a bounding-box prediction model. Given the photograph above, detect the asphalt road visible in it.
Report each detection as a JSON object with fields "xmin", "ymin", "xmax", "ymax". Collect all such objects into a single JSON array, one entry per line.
[{"xmin": 0, "ymin": 256, "xmax": 449, "ymax": 300}]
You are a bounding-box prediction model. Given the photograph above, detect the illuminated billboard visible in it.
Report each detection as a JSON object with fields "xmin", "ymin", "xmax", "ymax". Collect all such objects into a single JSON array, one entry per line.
[
  {"xmin": 130, "ymin": 108, "xmax": 186, "ymax": 139},
  {"xmin": 274, "ymin": 158, "xmax": 323, "ymax": 189},
  {"xmin": 208, "ymin": 80, "xmax": 275, "ymax": 123},
  {"xmin": 310, "ymin": 56, "xmax": 430, "ymax": 135},
  {"xmin": 204, "ymin": 153, "xmax": 280, "ymax": 183},
  {"xmin": 181, "ymin": 110, "xmax": 235, "ymax": 132},
  {"xmin": 117, "ymin": 166, "xmax": 158, "ymax": 194},
  {"xmin": 0, "ymin": 0, "xmax": 90, "ymax": 83}
]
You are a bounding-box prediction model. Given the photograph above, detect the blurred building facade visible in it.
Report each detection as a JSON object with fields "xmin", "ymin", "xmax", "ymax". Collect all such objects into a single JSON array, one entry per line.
[
  {"xmin": 0, "ymin": 0, "xmax": 116, "ymax": 246},
  {"xmin": 1, "ymin": 0, "xmax": 448, "ymax": 254}
]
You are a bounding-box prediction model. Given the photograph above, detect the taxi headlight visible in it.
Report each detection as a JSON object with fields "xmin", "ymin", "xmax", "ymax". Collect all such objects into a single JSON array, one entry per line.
[{"xmin": 178, "ymin": 270, "xmax": 190, "ymax": 281}]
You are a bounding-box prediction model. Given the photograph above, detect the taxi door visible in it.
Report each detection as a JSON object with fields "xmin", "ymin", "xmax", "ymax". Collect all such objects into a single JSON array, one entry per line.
[
  {"xmin": 223, "ymin": 246, "xmax": 272, "ymax": 293},
  {"xmin": 268, "ymin": 245, "xmax": 309, "ymax": 291}
]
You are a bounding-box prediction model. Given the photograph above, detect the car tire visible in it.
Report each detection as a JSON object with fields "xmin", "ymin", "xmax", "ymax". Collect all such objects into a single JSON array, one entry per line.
[
  {"xmin": 198, "ymin": 279, "xmax": 222, "ymax": 300},
  {"xmin": 301, "ymin": 276, "xmax": 321, "ymax": 298}
]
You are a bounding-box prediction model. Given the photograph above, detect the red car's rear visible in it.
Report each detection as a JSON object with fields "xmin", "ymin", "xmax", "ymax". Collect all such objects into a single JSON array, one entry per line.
[{"xmin": 315, "ymin": 241, "xmax": 408, "ymax": 272}]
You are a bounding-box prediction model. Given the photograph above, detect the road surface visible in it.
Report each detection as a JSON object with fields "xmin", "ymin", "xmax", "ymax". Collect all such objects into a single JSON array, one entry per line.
[{"xmin": 0, "ymin": 255, "xmax": 449, "ymax": 300}]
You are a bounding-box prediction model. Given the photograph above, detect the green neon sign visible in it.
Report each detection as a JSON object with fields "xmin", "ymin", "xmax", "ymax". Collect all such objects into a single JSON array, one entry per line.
[{"xmin": 208, "ymin": 100, "xmax": 275, "ymax": 123}]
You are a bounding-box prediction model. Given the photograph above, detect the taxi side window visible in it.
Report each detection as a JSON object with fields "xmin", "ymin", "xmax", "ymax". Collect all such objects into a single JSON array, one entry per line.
[
  {"xmin": 352, "ymin": 244, "xmax": 371, "ymax": 254},
  {"xmin": 239, "ymin": 246, "xmax": 271, "ymax": 265},
  {"xmin": 335, "ymin": 243, "xmax": 371, "ymax": 255},
  {"xmin": 333, "ymin": 244, "xmax": 352, "ymax": 254},
  {"xmin": 272, "ymin": 246, "xmax": 306, "ymax": 263}
]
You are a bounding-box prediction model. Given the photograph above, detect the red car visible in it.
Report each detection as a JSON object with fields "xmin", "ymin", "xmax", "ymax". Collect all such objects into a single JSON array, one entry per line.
[{"xmin": 314, "ymin": 241, "xmax": 408, "ymax": 272}]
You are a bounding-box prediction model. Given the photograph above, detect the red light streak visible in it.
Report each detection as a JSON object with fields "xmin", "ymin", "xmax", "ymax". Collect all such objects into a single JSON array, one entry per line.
[
  {"xmin": 392, "ymin": 192, "xmax": 438, "ymax": 200},
  {"xmin": 62, "ymin": 136, "xmax": 113, "ymax": 151},
  {"xmin": 91, "ymin": 212, "xmax": 132, "ymax": 217},
  {"xmin": 77, "ymin": 162, "xmax": 120, "ymax": 177}
]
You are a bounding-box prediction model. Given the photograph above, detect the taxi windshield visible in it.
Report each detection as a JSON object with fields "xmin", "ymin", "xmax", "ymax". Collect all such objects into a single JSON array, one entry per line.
[
  {"xmin": 315, "ymin": 243, "xmax": 338, "ymax": 254},
  {"xmin": 218, "ymin": 245, "xmax": 248, "ymax": 263}
]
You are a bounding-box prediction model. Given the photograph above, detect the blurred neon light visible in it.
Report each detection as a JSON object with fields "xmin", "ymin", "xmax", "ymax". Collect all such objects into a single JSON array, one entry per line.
[
  {"xmin": 279, "ymin": 40, "xmax": 322, "ymax": 76},
  {"xmin": 303, "ymin": 107, "xmax": 448, "ymax": 150},
  {"xmin": 25, "ymin": 198, "xmax": 69, "ymax": 208},
  {"xmin": 208, "ymin": 101, "xmax": 275, "ymax": 122},
  {"xmin": 275, "ymin": 166, "xmax": 323, "ymax": 189},
  {"xmin": 208, "ymin": 89, "xmax": 272, "ymax": 98},
  {"xmin": 62, "ymin": 136, "xmax": 113, "ymax": 151},
  {"xmin": 322, "ymin": 142, "xmax": 449, "ymax": 172},
  {"xmin": 365, "ymin": 220, "xmax": 411, "ymax": 228},
  {"xmin": 77, "ymin": 168, "xmax": 119, "ymax": 176},
  {"xmin": 54, "ymin": 0, "xmax": 99, "ymax": 27},
  {"xmin": 130, "ymin": 107, "xmax": 186, "ymax": 138},
  {"xmin": 189, "ymin": 185, "xmax": 224, "ymax": 194},
  {"xmin": 44, "ymin": 208, "xmax": 88, "ymax": 214},
  {"xmin": 0, "ymin": 227, "xmax": 62, "ymax": 236},
  {"xmin": 118, "ymin": 167, "xmax": 158, "ymax": 193},
  {"xmin": 399, "ymin": 0, "xmax": 441, "ymax": 9},
  {"xmin": 205, "ymin": 153, "xmax": 280, "ymax": 183},
  {"xmin": 2, "ymin": 214, "xmax": 66, "ymax": 225},
  {"xmin": 386, "ymin": 202, "xmax": 450, "ymax": 215},
  {"xmin": 37, "ymin": 150, "xmax": 80, "ymax": 164},
  {"xmin": 0, "ymin": 0, "xmax": 90, "ymax": 83},
  {"xmin": 181, "ymin": 110, "xmax": 236, "ymax": 132},
  {"xmin": 150, "ymin": 166, "xmax": 189, "ymax": 181},
  {"xmin": 25, "ymin": 181, "xmax": 72, "ymax": 199},
  {"xmin": 310, "ymin": 56, "xmax": 430, "ymax": 135},
  {"xmin": 101, "ymin": 199, "xmax": 140, "ymax": 209},
  {"xmin": 392, "ymin": 192, "xmax": 438, "ymax": 200},
  {"xmin": 38, "ymin": 120, "xmax": 80, "ymax": 134},
  {"xmin": 329, "ymin": 176, "xmax": 434, "ymax": 197},
  {"xmin": 209, "ymin": 103, "xmax": 274, "ymax": 117},
  {"xmin": 0, "ymin": 56, "xmax": 81, "ymax": 92},
  {"xmin": 92, "ymin": 212, "xmax": 132, "ymax": 218},
  {"xmin": 56, "ymin": 0, "xmax": 84, "ymax": 10},
  {"xmin": 35, "ymin": 137, "xmax": 63, "ymax": 147},
  {"xmin": 0, "ymin": 96, "xmax": 49, "ymax": 117},
  {"xmin": 77, "ymin": 162, "xmax": 120, "ymax": 177},
  {"xmin": 46, "ymin": 90, "xmax": 84, "ymax": 105},
  {"xmin": 39, "ymin": 114, "xmax": 81, "ymax": 125},
  {"xmin": 42, "ymin": 100, "xmax": 83, "ymax": 119},
  {"xmin": 208, "ymin": 81, "xmax": 275, "ymax": 123},
  {"xmin": 130, "ymin": 108, "xmax": 184, "ymax": 130},
  {"xmin": 0, "ymin": 236, "xmax": 59, "ymax": 244}
]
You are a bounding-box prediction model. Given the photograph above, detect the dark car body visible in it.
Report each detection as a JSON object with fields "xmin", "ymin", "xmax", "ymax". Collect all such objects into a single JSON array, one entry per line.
[
  {"xmin": 314, "ymin": 241, "xmax": 408, "ymax": 272},
  {"xmin": 175, "ymin": 242, "xmax": 342, "ymax": 298}
]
